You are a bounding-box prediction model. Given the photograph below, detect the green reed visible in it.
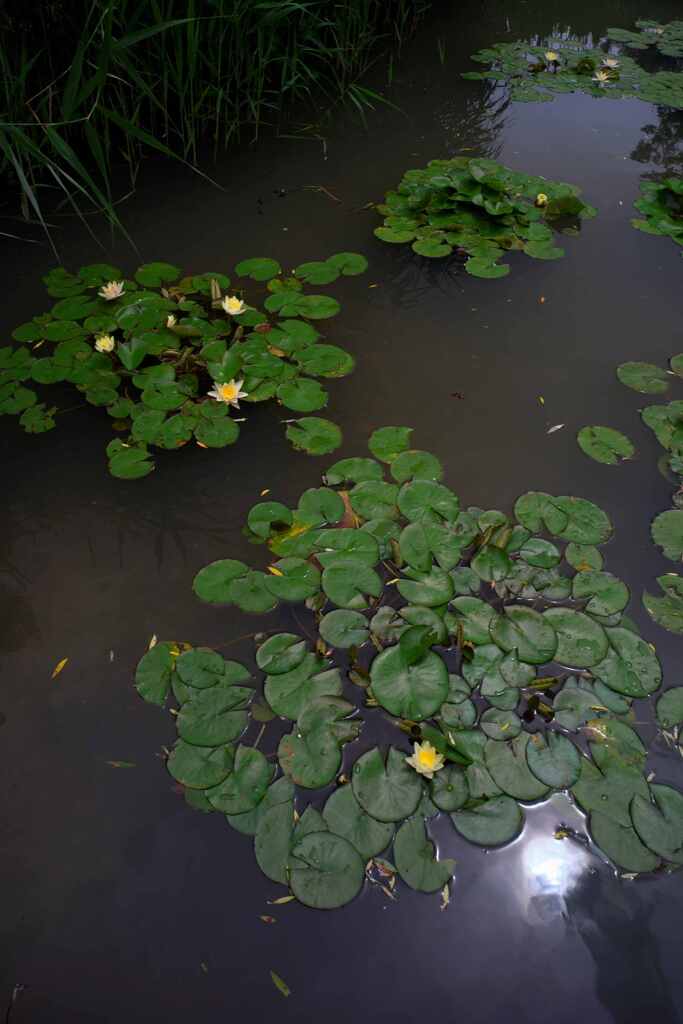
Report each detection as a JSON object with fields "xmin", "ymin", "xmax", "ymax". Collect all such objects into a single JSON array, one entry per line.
[{"xmin": 0, "ymin": 0, "xmax": 428, "ymax": 252}]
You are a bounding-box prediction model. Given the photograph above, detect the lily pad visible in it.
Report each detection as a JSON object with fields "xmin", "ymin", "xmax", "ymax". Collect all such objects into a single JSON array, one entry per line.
[
  {"xmin": 290, "ymin": 831, "xmax": 364, "ymax": 909},
  {"xmin": 352, "ymin": 747, "xmax": 422, "ymax": 822},
  {"xmin": 656, "ymin": 686, "xmax": 683, "ymax": 729},
  {"xmin": 617, "ymin": 361, "xmax": 669, "ymax": 394},
  {"xmin": 577, "ymin": 426, "xmax": 635, "ymax": 465},
  {"xmin": 589, "ymin": 812, "xmax": 660, "ymax": 873},
  {"xmin": 490, "ymin": 606, "xmax": 558, "ymax": 665},
  {"xmin": 526, "ymin": 731, "xmax": 580, "ymax": 788},
  {"xmin": 394, "ymin": 818, "xmax": 455, "ymax": 892},
  {"xmin": 167, "ymin": 739, "xmax": 234, "ymax": 789},
  {"xmin": 286, "ymin": 417, "xmax": 342, "ymax": 456},
  {"xmin": 542, "ymin": 608, "xmax": 608, "ymax": 669},
  {"xmin": 631, "ymin": 785, "xmax": 683, "ymax": 864},
  {"xmin": 319, "ymin": 609, "xmax": 370, "ymax": 649},
  {"xmin": 370, "ymin": 646, "xmax": 448, "ymax": 720},
  {"xmin": 322, "ymin": 785, "xmax": 394, "ymax": 859},
  {"xmin": 652, "ymin": 509, "xmax": 683, "ymax": 561},
  {"xmin": 451, "ymin": 795, "xmax": 523, "ymax": 846},
  {"xmin": 207, "ymin": 745, "xmax": 271, "ymax": 813}
]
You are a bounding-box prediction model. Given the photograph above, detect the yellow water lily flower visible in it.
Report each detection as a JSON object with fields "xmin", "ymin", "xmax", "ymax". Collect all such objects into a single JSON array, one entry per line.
[
  {"xmin": 544, "ymin": 50, "xmax": 559, "ymax": 62},
  {"xmin": 95, "ymin": 334, "xmax": 115, "ymax": 353},
  {"xmin": 592, "ymin": 69, "xmax": 610, "ymax": 84},
  {"xmin": 221, "ymin": 295, "xmax": 247, "ymax": 316},
  {"xmin": 98, "ymin": 280, "xmax": 125, "ymax": 301},
  {"xmin": 601, "ymin": 57, "xmax": 619, "ymax": 68},
  {"xmin": 535, "ymin": 192, "xmax": 549, "ymax": 208},
  {"xmin": 405, "ymin": 741, "xmax": 445, "ymax": 780},
  {"xmin": 166, "ymin": 314, "xmax": 177, "ymax": 328},
  {"xmin": 207, "ymin": 379, "xmax": 248, "ymax": 408}
]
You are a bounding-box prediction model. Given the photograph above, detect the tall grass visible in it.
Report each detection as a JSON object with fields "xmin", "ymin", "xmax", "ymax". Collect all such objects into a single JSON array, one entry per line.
[{"xmin": 0, "ymin": 0, "xmax": 429, "ymax": 252}]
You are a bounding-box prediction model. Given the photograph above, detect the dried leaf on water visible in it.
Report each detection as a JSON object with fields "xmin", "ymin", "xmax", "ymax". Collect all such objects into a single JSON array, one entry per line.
[
  {"xmin": 270, "ymin": 971, "xmax": 291, "ymax": 998},
  {"xmin": 51, "ymin": 657, "xmax": 68, "ymax": 679}
]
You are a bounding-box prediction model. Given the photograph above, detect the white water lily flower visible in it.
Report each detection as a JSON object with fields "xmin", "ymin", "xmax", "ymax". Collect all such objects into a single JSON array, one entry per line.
[
  {"xmin": 98, "ymin": 280, "xmax": 125, "ymax": 301},
  {"xmin": 601, "ymin": 57, "xmax": 619, "ymax": 68},
  {"xmin": 221, "ymin": 295, "xmax": 246, "ymax": 316},
  {"xmin": 207, "ymin": 379, "xmax": 248, "ymax": 408},
  {"xmin": 166, "ymin": 314, "xmax": 177, "ymax": 328},
  {"xmin": 535, "ymin": 192, "xmax": 549, "ymax": 208},
  {"xmin": 593, "ymin": 69, "xmax": 610, "ymax": 84},
  {"xmin": 95, "ymin": 334, "xmax": 115, "ymax": 353},
  {"xmin": 544, "ymin": 50, "xmax": 559, "ymax": 62},
  {"xmin": 405, "ymin": 741, "xmax": 445, "ymax": 780}
]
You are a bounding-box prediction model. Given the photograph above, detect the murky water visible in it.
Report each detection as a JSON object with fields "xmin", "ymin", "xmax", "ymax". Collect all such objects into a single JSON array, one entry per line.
[{"xmin": 3, "ymin": 0, "xmax": 683, "ymax": 1020}]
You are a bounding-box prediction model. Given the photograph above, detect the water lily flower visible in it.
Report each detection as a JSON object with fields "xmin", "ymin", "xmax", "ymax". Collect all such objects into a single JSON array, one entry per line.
[
  {"xmin": 601, "ymin": 57, "xmax": 619, "ymax": 68},
  {"xmin": 166, "ymin": 314, "xmax": 177, "ymax": 328},
  {"xmin": 221, "ymin": 295, "xmax": 246, "ymax": 316},
  {"xmin": 535, "ymin": 192, "xmax": 549, "ymax": 207},
  {"xmin": 593, "ymin": 69, "xmax": 610, "ymax": 84},
  {"xmin": 207, "ymin": 379, "xmax": 248, "ymax": 408},
  {"xmin": 544, "ymin": 50, "xmax": 560, "ymax": 62},
  {"xmin": 405, "ymin": 741, "xmax": 445, "ymax": 780},
  {"xmin": 98, "ymin": 280, "xmax": 125, "ymax": 301},
  {"xmin": 95, "ymin": 334, "xmax": 115, "ymax": 353}
]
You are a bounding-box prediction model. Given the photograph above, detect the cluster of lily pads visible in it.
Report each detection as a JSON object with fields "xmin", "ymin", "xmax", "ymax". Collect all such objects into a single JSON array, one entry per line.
[
  {"xmin": 462, "ymin": 21, "xmax": 683, "ymax": 109},
  {"xmin": 577, "ymin": 359, "xmax": 683, "ymax": 637},
  {"xmin": 136, "ymin": 427, "xmax": 683, "ymax": 909},
  {"xmin": 1, "ymin": 254, "xmax": 368, "ymax": 477},
  {"xmin": 608, "ymin": 20, "xmax": 683, "ymax": 59},
  {"xmin": 632, "ymin": 177, "xmax": 683, "ymax": 248},
  {"xmin": 373, "ymin": 157, "xmax": 595, "ymax": 278}
]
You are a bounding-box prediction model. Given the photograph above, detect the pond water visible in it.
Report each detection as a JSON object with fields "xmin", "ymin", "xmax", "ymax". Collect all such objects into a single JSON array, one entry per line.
[{"xmin": 2, "ymin": 0, "xmax": 683, "ymax": 1020}]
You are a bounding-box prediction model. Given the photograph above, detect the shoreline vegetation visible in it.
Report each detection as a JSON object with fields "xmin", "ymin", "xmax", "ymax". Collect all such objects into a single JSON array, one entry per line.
[{"xmin": 0, "ymin": 0, "xmax": 429, "ymax": 250}]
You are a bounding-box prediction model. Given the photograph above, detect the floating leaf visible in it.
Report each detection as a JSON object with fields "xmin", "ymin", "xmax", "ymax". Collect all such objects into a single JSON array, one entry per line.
[
  {"xmin": 290, "ymin": 831, "xmax": 364, "ymax": 909},
  {"xmin": 577, "ymin": 426, "xmax": 635, "ymax": 465},
  {"xmin": 269, "ymin": 971, "xmax": 291, "ymax": 998},
  {"xmin": 617, "ymin": 361, "xmax": 669, "ymax": 394},
  {"xmin": 368, "ymin": 426, "xmax": 413, "ymax": 463},
  {"xmin": 485, "ymin": 734, "xmax": 550, "ymax": 800},
  {"xmin": 656, "ymin": 686, "xmax": 683, "ymax": 729},
  {"xmin": 652, "ymin": 510, "xmax": 683, "ymax": 562},
  {"xmin": 370, "ymin": 646, "xmax": 448, "ymax": 720},
  {"xmin": 631, "ymin": 785, "xmax": 683, "ymax": 864},
  {"xmin": 451, "ymin": 796, "xmax": 523, "ymax": 846},
  {"xmin": 394, "ymin": 818, "xmax": 455, "ymax": 892},
  {"xmin": 352, "ymin": 747, "xmax": 422, "ymax": 822},
  {"xmin": 322, "ymin": 785, "xmax": 394, "ymax": 859},
  {"xmin": 285, "ymin": 417, "xmax": 342, "ymax": 456},
  {"xmin": 526, "ymin": 732, "xmax": 580, "ymax": 788}
]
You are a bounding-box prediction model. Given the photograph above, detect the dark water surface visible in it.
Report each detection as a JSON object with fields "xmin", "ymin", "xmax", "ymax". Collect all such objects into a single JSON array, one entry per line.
[{"xmin": 3, "ymin": 0, "xmax": 683, "ymax": 1021}]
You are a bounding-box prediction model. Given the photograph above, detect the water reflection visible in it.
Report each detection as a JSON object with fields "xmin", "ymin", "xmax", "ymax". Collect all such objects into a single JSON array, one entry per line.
[
  {"xmin": 437, "ymin": 81, "xmax": 509, "ymax": 160},
  {"xmin": 522, "ymin": 833, "xmax": 591, "ymax": 920},
  {"xmin": 631, "ymin": 107, "xmax": 683, "ymax": 176}
]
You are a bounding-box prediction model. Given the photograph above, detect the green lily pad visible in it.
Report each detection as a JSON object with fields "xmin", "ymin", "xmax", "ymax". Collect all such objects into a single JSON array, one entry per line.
[
  {"xmin": 394, "ymin": 817, "xmax": 455, "ymax": 892},
  {"xmin": 577, "ymin": 426, "xmax": 635, "ymax": 465},
  {"xmin": 490, "ymin": 606, "xmax": 558, "ymax": 665},
  {"xmin": 319, "ymin": 609, "xmax": 370, "ymax": 649},
  {"xmin": 368, "ymin": 425, "xmax": 413, "ymax": 463},
  {"xmin": 322, "ymin": 560, "xmax": 382, "ymax": 609},
  {"xmin": 167, "ymin": 739, "xmax": 234, "ymax": 790},
  {"xmin": 352, "ymin": 747, "xmax": 422, "ymax": 822},
  {"xmin": 134, "ymin": 643, "xmax": 175, "ymax": 706},
  {"xmin": 285, "ymin": 417, "xmax": 342, "ymax": 455},
  {"xmin": 542, "ymin": 608, "xmax": 608, "ymax": 669},
  {"xmin": 206, "ymin": 745, "xmax": 271, "ymax": 814},
  {"xmin": 652, "ymin": 509, "xmax": 683, "ymax": 561},
  {"xmin": 589, "ymin": 812, "xmax": 660, "ymax": 873},
  {"xmin": 135, "ymin": 262, "xmax": 181, "ymax": 287},
  {"xmin": 644, "ymin": 575, "xmax": 683, "ymax": 635},
  {"xmin": 254, "ymin": 800, "xmax": 295, "ymax": 884},
  {"xmin": 370, "ymin": 646, "xmax": 448, "ymax": 720},
  {"xmin": 593, "ymin": 626, "xmax": 662, "ymax": 697},
  {"xmin": 324, "ymin": 457, "xmax": 383, "ymax": 486},
  {"xmin": 177, "ymin": 682, "xmax": 251, "ymax": 746},
  {"xmin": 485, "ymin": 734, "xmax": 550, "ymax": 800},
  {"xmin": 617, "ymin": 361, "xmax": 669, "ymax": 394},
  {"xmin": 256, "ymin": 634, "xmax": 308, "ymax": 675},
  {"xmin": 656, "ymin": 686, "xmax": 683, "ymax": 729},
  {"xmin": 264, "ymin": 655, "xmax": 342, "ymax": 720},
  {"xmin": 322, "ymin": 785, "xmax": 394, "ymax": 859},
  {"xmin": 526, "ymin": 731, "xmax": 580, "ymax": 788},
  {"xmin": 227, "ymin": 776, "xmax": 294, "ymax": 837},
  {"xmin": 631, "ymin": 785, "xmax": 683, "ymax": 864},
  {"xmin": 290, "ymin": 831, "xmax": 364, "ymax": 909},
  {"xmin": 430, "ymin": 764, "xmax": 469, "ymax": 811},
  {"xmin": 572, "ymin": 571, "xmax": 629, "ymax": 617},
  {"xmin": 235, "ymin": 257, "xmax": 281, "ymax": 281},
  {"xmin": 451, "ymin": 795, "xmax": 523, "ymax": 846},
  {"xmin": 192, "ymin": 559, "xmax": 248, "ymax": 603}
]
